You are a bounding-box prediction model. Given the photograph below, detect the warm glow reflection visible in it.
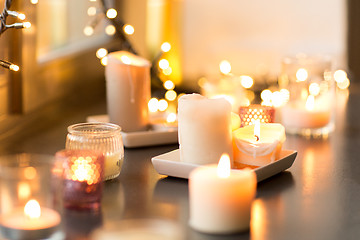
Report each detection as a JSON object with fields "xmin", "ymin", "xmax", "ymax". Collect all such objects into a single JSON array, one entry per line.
[
  {"xmin": 305, "ymin": 95, "xmax": 315, "ymax": 111},
  {"xmin": 68, "ymin": 156, "xmax": 100, "ymax": 185},
  {"xmin": 240, "ymin": 75, "xmax": 254, "ymax": 89},
  {"xmin": 123, "ymin": 24, "xmax": 135, "ymax": 35},
  {"xmin": 30, "ymin": 0, "xmax": 38, "ymax": 4},
  {"xmin": 254, "ymin": 119, "xmax": 260, "ymax": 141},
  {"xmin": 148, "ymin": 98, "xmax": 159, "ymax": 112},
  {"xmin": 217, "ymin": 154, "xmax": 231, "ymax": 178},
  {"xmin": 18, "ymin": 182, "xmax": 31, "ymax": 200},
  {"xmin": 9, "ymin": 64, "xmax": 19, "ymax": 72},
  {"xmin": 24, "ymin": 167, "xmax": 37, "ymax": 180},
  {"xmin": 164, "ymin": 80, "xmax": 175, "ymax": 90},
  {"xmin": 83, "ymin": 26, "xmax": 94, "ymax": 36},
  {"xmin": 159, "ymin": 59, "xmax": 169, "ymax": 70},
  {"xmin": 161, "ymin": 42, "xmax": 171, "ymax": 52},
  {"xmin": 18, "ymin": 13, "xmax": 26, "ymax": 20},
  {"xmin": 163, "ymin": 67, "xmax": 172, "ymax": 75},
  {"xmin": 23, "ymin": 22, "xmax": 31, "ymax": 29},
  {"xmin": 121, "ymin": 55, "xmax": 132, "ymax": 65},
  {"xmin": 165, "ymin": 90, "xmax": 177, "ymax": 101},
  {"xmin": 87, "ymin": 6, "xmax": 97, "ymax": 16},
  {"xmin": 296, "ymin": 68, "xmax": 308, "ymax": 82},
  {"xmin": 271, "ymin": 91, "xmax": 284, "ymax": 108},
  {"xmin": 334, "ymin": 69, "xmax": 347, "ymax": 83},
  {"xmin": 219, "ymin": 60, "xmax": 231, "ymax": 75},
  {"xmin": 158, "ymin": 99, "xmax": 168, "ymax": 111},
  {"xmin": 100, "ymin": 56, "xmax": 108, "ymax": 66},
  {"xmin": 24, "ymin": 200, "xmax": 41, "ymax": 219},
  {"xmin": 96, "ymin": 48, "xmax": 108, "ymax": 59},
  {"xmin": 251, "ymin": 199, "xmax": 266, "ymax": 240},
  {"xmin": 105, "ymin": 25, "xmax": 116, "ymax": 36},
  {"xmin": 167, "ymin": 113, "xmax": 177, "ymax": 123},
  {"xmin": 106, "ymin": 8, "xmax": 117, "ymax": 19},
  {"xmin": 337, "ymin": 77, "xmax": 350, "ymax": 90},
  {"xmin": 309, "ymin": 82, "xmax": 320, "ymax": 96},
  {"xmin": 261, "ymin": 89, "xmax": 272, "ymax": 102}
]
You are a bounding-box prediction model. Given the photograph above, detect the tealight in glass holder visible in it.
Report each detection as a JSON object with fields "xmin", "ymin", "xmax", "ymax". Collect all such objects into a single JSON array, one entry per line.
[
  {"xmin": 0, "ymin": 154, "xmax": 62, "ymax": 240},
  {"xmin": 279, "ymin": 54, "xmax": 335, "ymax": 137},
  {"xmin": 66, "ymin": 122, "xmax": 124, "ymax": 181},
  {"xmin": 238, "ymin": 104, "xmax": 275, "ymax": 127},
  {"xmin": 56, "ymin": 149, "xmax": 104, "ymax": 211}
]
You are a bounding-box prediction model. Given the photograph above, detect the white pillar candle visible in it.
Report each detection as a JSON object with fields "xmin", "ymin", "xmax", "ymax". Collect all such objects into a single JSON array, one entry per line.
[
  {"xmin": 178, "ymin": 94, "xmax": 233, "ymax": 165},
  {"xmin": 233, "ymin": 122, "xmax": 286, "ymax": 167},
  {"xmin": 189, "ymin": 154, "xmax": 257, "ymax": 234},
  {"xmin": 105, "ymin": 51, "xmax": 151, "ymax": 132}
]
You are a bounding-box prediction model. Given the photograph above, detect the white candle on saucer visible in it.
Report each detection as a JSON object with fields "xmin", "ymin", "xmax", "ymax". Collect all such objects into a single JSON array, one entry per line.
[{"xmin": 178, "ymin": 94, "xmax": 233, "ymax": 165}]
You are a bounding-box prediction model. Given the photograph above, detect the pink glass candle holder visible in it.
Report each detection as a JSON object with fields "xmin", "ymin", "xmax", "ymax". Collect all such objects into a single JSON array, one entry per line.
[
  {"xmin": 56, "ymin": 150, "xmax": 104, "ymax": 211},
  {"xmin": 238, "ymin": 104, "xmax": 275, "ymax": 127}
]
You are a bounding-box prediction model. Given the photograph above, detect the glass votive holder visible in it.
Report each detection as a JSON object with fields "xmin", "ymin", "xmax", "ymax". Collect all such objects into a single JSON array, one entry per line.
[
  {"xmin": 56, "ymin": 149, "xmax": 104, "ymax": 211},
  {"xmin": 279, "ymin": 54, "xmax": 335, "ymax": 137},
  {"xmin": 66, "ymin": 122, "xmax": 124, "ymax": 181},
  {"xmin": 0, "ymin": 154, "xmax": 62, "ymax": 240},
  {"xmin": 238, "ymin": 104, "xmax": 275, "ymax": 127}
]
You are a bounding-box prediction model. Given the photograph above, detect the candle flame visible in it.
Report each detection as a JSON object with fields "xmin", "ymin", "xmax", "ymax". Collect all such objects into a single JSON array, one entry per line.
[
  {"xmin": 24, "ymin": 199, "xmax": 41, "ymax": 219},
  {"xmin": 305, "ymin": 95, "xmax": 315, "ymax": 111},
  {"xmin": 217, "ymin": 154, "xmax": 231, "ymax": 178},
  {"xmin": 254, "ymin": 119, "xmax": 260, "ymax": 141},
  {"xmin": 121, "ymin": 55, "xmax": 132, "ymax": 65}
]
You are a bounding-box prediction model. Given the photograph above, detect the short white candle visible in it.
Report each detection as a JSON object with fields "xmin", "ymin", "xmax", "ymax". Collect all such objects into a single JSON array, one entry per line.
[
  {"xmin": 189, "ymin": 154, "xmax": 257, "ymax": 234},
  {"xmin": 178, "ymin": 94, "xmax": 233, "ymax": 165},
  {"xmin": 281, "ymin": 95, "xmax": 331, "ymax": 129},
  {"xmin": 233, "ymin": 121, "xmax": 286, "ymax": 167},
  {"xmin": 0, "ymin": 200, "xmax": 61, "ymax": 239},
  {"xmin": 105, "ymin": 51, "xmax": 151, "ymax": 132}
]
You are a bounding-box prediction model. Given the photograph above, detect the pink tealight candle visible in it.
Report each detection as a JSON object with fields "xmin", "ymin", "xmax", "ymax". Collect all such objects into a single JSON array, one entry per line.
[
  {"xmin": 0, "ymin": 199, "xmax": 61, "ymax": 240},
  {"xmin": 56, "ymin": 150, "xmax": 104, "ymax": 210},
  {"xmin": 189, "ymin": 154, "xmax": 257, "ymax": 234}
]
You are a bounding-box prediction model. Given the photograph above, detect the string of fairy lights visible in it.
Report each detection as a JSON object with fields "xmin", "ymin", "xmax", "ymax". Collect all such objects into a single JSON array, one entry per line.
[
  {"xmin": 84, "ymin": 0, "xmax": 181, "ymax": 116},
  {"xmin": 0, "ymin": 0, "xmax": 31, "ymax": 72}
]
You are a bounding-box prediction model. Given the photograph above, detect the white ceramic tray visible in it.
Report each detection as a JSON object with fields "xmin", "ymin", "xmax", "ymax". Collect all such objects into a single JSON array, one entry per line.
[
  {"xmin": 152, "ymin": 149, "xmax": 297, "ymax": 182},
  {"xmin": 86, "ymin": 115, "xmax": 178, "ymax": 148}
]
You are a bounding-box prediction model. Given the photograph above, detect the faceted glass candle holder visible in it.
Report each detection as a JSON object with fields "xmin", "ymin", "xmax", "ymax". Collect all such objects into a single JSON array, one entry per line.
[
  {"xmin": 238, "ymin": 104, "xmax": 275, "ymax": 127},
  {"xmin": 66, "ymin": 122, "xmax": 124, "ymax": 180},
  {"xmin": 0, "ymin": 154, "xmax": 62, "ymax": 240},
  {"xmin": 279, "ymin": 54, "xmax": 335, "ymax": 137},
  {"xmin": 56, "ymin": 149, "xmax": 104, "ymax": 211}
]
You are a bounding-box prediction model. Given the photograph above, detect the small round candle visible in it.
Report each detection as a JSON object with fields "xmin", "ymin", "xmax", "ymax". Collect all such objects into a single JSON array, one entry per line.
[
  {"xmin": 233, "ymin": 122, "xmax": 286, "ymax": 167},
  {"xmin": 189, "ymin": 154, "xmax": 257, "ymax": 234},
  {"xmin": 0, "ymin": 200, "xmax": 61, "ymax": 240}
]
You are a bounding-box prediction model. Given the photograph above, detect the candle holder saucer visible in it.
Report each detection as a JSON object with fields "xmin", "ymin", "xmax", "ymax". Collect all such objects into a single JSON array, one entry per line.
[
  {"xmin": 86, "ymin": 115, "xmax": 178, "ymax": 148},
  {"xmin": 151, "ymin": 149, "xmax": 297, "ymax": 182}
]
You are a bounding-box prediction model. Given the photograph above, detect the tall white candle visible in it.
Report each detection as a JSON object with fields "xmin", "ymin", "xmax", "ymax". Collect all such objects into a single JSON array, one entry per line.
[
  {"xmin": 233, "ymin": 122, "xmax": 286, "ymax": 167},
  {"xmin": 105, "ymin": 51, "xmax": 151, "ymax": 132},
  {"xmin": 178, "ymin": 94, "xmax": 233, "ymax": 165},
  {"xmin": 189, "ymin": 154, "xmax": 257, "ymax": 234}
]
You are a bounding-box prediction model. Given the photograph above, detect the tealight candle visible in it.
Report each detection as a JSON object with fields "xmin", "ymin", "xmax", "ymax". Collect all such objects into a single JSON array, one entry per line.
[
  {"xmin": 0, "ymin": 199, "xmax": 61, "ymax": 240},
  {"xmin": 56, "ymin": 149, "xmax": 104, "ymax": 210},
  {"xmin": 281, "ymin": 95, "xmax": 331, "ymax": 130},
  {"xmin": 233, "ymin": 120, "xmax": 286, "ymax": 167},
  {"xmin": 189, "ymin": 154, "xmax": 257, "ymax": 234},
  {"xmin": 178, "ymin": 94, "xmax": 233, "ymax": 165}
]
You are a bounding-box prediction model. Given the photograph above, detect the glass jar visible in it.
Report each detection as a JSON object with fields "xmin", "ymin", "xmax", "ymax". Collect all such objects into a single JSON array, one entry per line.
[
  {"xmin": 0, "ymin": 154, "xmax": 62, "ymax": 240},
  {"xmin": 279, "ymin": 54, "xmax": 335, "ymax": 137},
  {"xmin": 66, "ymin": 123, "xmax": 124, "ymax": 181}
]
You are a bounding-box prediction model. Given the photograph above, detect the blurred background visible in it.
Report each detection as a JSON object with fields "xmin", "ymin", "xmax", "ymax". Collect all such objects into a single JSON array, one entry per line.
[{"xmin": 0, "ymin": 0, "xmax": 356, "ymax": 128}]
